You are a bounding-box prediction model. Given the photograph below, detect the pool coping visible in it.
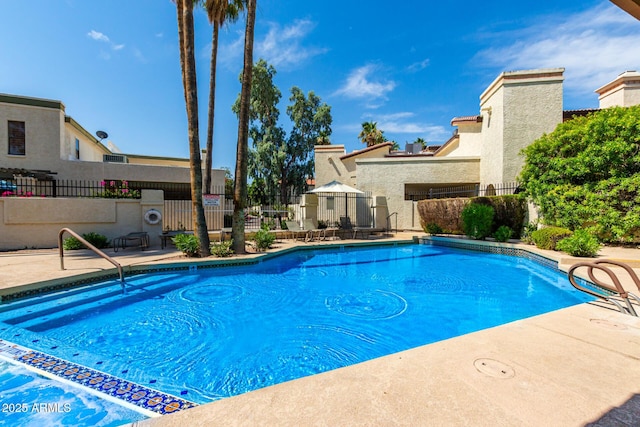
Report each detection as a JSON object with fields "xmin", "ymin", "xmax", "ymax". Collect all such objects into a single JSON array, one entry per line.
[
  {"xmin": 0, "ymin": 239, "xmax": 418, "ymax": 303},
  {"xmin": 0, "ymin": 339, "xmax": 197, "ymax": 418}
]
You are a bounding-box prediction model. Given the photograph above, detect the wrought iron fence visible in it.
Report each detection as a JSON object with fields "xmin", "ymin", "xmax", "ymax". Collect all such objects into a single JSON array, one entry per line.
[
  {"xmin": 162, "ymin": 187, "xmax": 304, "ymax": 232},
  {"xmin": 405, "ymin": 182, "xmax": 521, "ymax": 201},
  {"xmin": 314, "ymin": 192, "xmax": 374, "ymax": 228},
  {"xmin": 0, "ymin": 178, "xmax": 143, "ymax": 199}
]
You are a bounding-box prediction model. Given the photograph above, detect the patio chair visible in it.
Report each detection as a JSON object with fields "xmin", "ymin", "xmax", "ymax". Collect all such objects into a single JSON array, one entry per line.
[
  {"xmin": 302, "ymin": 219, "xmax": 322, "ymax": 242},
  {"xmin": 284, "ymin": 221, "xmax": 306, "ymax": 241},
  {"xmin": 339, "ymin": 217, "xmax": 366, "ymax": 239},
  {"xmin": 113, "ymin": 231, "xmax": 149, "ymax": 252}
]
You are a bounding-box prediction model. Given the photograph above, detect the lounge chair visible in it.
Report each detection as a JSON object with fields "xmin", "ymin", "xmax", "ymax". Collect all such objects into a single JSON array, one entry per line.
[
  {"xmin": 114, "ymin": 231, "xmax": 149, "ymax": 252},
  {"xmin": 302, "ymin": 219, "xmax": 322, "ymax": 242},
  {"xmin": 339, "ymin": 216, "xmax": 366, "ymax": 239},
  {"xmin": 284, "ymin": 221, "xmax": 306, "ymax": 241}
]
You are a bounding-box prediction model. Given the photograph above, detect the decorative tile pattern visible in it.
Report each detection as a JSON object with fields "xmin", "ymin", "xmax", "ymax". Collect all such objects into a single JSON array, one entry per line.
[
  {"xmin": 421, "ymin": 237, "xmax": 561, "ymax": 272},
  {"xmin": 0, "ymin": 339, "xmax": 197, "ymax": 416}
]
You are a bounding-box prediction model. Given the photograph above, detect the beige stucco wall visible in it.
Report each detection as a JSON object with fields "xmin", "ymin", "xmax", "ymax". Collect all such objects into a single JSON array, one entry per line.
[
  {"xmin": 598, "ymin": 85, "xmax": 640, "ymax": 108},
  {"xmin": 62, "ymin": 119, "xmax": 110, "ymax": 162},
  {"xmin": 0, "ymin": 190, "xmax": 164, "ymax": 250},
  {"xmin": 0, "ymin": 99, "xmax": 64, "ymax": 172},
  {"xmin": 479, "ymin": 85, "xmax": 504, "ymax": 184},
  {"xmin": 314, "ymin": 144, "xmax": 392, "ymax": 188},
  {"xmin": 597, "ymin": 71, "xmax": 640, "ymax": 108},
  {"xmin": 479, "ymin": 69, "xmax": 564, "ymax": 185},
  {"xmin": 314, "ymin": 145, "xmax": 349, "ymax": 187},
  {"xmin": 357, "ymin": 157, "xmax": 480, "ymax": 230},
  {"xmin": 439, "ymin": 124, "xmax": 482, "ymax": 157}
]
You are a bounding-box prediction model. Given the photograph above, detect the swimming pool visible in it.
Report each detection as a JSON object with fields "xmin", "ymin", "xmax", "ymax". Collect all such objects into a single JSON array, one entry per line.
[{"xmin": 0, "ymin": 243, "xmax": 592, "ymax": 408}]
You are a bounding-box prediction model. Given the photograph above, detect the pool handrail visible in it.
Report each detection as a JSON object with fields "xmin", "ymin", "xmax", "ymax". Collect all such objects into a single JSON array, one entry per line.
[
  {"xmin": 58, "ymin": 227, "xmax": 125, "ymax": 289},
  {"xmin": 567, "ymin": 261, "xmax": 639, "ymax": 316}
]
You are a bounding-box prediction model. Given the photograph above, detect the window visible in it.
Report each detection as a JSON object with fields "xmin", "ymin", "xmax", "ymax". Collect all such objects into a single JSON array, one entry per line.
[
  {"xmin": 75, "ymin": 138, "xmax": 80, "ymax": 160},
  {"xmin": 8, "ymin": 121, "xmax": 25, "ymax": 155}
]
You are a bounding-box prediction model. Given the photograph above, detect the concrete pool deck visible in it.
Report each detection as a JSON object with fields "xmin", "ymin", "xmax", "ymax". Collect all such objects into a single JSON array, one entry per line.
[{"xmin": 1, "ymin": 234, "xmax": 639, "ymax": 426}]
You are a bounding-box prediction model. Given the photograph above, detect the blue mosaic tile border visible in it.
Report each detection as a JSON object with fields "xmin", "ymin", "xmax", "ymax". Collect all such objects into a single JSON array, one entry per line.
[
  {"xmin": 0, "ymin": 339, "xmax": 197, "ymax": 417},
  {"xmin": 421, "ymin": 237, "xmax": 561, "ymax": 272}
]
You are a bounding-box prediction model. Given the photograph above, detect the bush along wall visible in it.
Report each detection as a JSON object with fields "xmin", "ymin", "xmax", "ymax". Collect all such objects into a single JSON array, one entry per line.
[{"xmin": 417, "ymin": 194, "xmax": 526, "ymax": 237}]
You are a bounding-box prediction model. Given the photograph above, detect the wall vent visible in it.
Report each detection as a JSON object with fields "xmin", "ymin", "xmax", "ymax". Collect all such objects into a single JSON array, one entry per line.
[{"xmin": 103, "ymin": 154, "xmax": 128, "ymax": 163}]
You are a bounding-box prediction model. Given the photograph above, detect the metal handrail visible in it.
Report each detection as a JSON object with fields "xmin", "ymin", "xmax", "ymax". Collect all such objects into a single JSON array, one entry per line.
[
  {"xmin": 567, "ymin": 261, "xmax": 638, "ymax": 316},
  {"xmin": 58, "ymin": 228, "xmax": 125, "ymax": 290}
]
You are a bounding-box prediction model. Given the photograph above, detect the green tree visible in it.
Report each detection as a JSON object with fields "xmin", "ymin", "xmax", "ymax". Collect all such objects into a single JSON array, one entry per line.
[
  {"xmin": 234, "ymin": 59, "xmax": 332, "ymax": 204},
  {"xmin": 175, "ymin": 0, "xmax": 210, "ymax": 256},
  {"xmin": 232, "ymin": 0, "xmax": 256, "ymax": 255},
  {"xmin": 520, "ymin": 106, "xmax": 640, "ymax": 243},
  {"xmin": 413, "ymin": 137, "xmax": 427, "ymax": 149},
  {"xmin": 358, "ymin": 121, "xmax": 385, "ymax": 146},
  {"xmin": 202, "ymin": 0, "xmax": 244, "ymax": 194}
]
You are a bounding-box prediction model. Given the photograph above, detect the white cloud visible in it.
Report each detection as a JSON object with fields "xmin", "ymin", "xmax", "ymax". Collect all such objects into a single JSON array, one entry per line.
[
  {"xmin": 87, "ymin": 29, "xmax": 126, "ymax": 57},
  {"xmin": 334, "ymin": 64, "xmax": 397, "ymax": 103},
  {"xmin": 256, "ymin": 19, "xmax": 328, "ymax": 69},
  {"xmin": 407, "ymin": 58, "xmax": 430, "ymax": 73},
  {"xmin": 87, "ymin": 30, "xmax": 109, "ymax": 43},
  {"xmin": 474, "ymin": 4, "xmax": 640, "ymax": 95}
]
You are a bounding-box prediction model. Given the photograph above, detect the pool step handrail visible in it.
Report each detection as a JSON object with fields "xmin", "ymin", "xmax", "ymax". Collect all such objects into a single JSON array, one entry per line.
[
  {"xmin": 58, "ymin": 228, "xmax": 126, "ymax": 291},
  {"xmin": 567, "ymin": 260, "xmax": 640, "ymax": 316}
]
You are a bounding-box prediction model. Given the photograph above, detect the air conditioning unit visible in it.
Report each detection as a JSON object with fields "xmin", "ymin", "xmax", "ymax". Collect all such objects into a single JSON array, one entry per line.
[{"xmin": 103, "ymin": 154, "xmax": 129, "ymax": 163}]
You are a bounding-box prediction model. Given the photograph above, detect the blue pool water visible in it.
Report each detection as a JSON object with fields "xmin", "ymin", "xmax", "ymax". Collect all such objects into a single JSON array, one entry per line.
[
  {"xmin": 0, "ymin": 360, "xmax": 146, "ymax": 426},
  {"xmin": 0, "ymin": 244, "xmax": 592, "ymax": 407}
]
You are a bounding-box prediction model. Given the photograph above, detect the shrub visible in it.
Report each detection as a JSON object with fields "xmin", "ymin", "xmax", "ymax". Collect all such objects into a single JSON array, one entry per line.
[
  {"xmin": 461, "ymin": 203, "xmax": 494, "ymax": 240},
  {"xmin": 556, "ymin": 229, "xmax": 601, "ymax": 257},
  {"xmin": 83, "ymin": 232, "xmax": 109, "ymax": 249},
  {"xmin": 424, "ymin": 222, "xmax": 443, "ymax": 235},
  {"xmin": 473, "ymin": 195, "xmax": 527, "ymax": 239},
  {"xmin": 172, "ymin": 233, "xmax": 199, "ymax": 257},
  {"xmin": 261, "ymin": 219, "xmax": 276, "ymax": 231},
  {"xmin": 253, "ymin": 229, "xmax": 275, "ymax": 251},
  {"xmin": 210, "ymin": 240, "xmax": 234, "ymax": 257},
  {"xmin": 530, "ymin": 226, "xmax": 572, "ymax": 250},
  {"xmin": 63, "ymin": 236, "xmax": 84, "ymax": 250},
  {"xmin": 521, "ymin": 221, "xmax": 539, "ymax": 244},
  {"xmin": 493, "ymin": 225, "xmax": 513, "ymax": 242},
  {"xmin": 520, "ymin": 105, "xmax": 640, "ymax": 244},
  {"xmin": 62, "ymin": 232, "xmax": 109, "ymax": 250}
]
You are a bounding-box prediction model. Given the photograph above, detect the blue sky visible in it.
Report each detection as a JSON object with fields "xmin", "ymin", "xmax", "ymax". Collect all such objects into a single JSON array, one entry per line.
[{"xmin": 1, "ymin": 1, "xmax": 639, "ymax": 171}]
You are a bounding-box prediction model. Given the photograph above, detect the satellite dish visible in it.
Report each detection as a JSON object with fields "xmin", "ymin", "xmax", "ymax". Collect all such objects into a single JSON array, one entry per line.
[{"xmin": 96, "ymin": 130, "xmax": 108, "ymax": 141}]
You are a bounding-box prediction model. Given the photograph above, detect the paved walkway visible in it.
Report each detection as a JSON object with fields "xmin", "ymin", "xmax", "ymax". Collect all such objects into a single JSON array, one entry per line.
[{"xmin": 1, "ymin": 235, "xmax": 639, "ymax": 426}]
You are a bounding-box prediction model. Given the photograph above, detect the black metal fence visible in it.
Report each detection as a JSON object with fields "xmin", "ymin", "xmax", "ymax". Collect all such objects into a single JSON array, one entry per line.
[
  {"xmin": 405, "ymin": 182, "xmax": 520, "ymax": 201},
  {"xmin": 162, "ymin": 185, "xmax": 305, "ymax": 231},
  {"xmin": 0, "ymin": 178, "xmax": 144, "ymax": 199}
]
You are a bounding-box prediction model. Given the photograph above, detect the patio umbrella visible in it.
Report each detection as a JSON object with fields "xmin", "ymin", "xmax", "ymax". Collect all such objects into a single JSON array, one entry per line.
[
  {"xmin": 308, "ymin": 180, "xmax": 364, "ymax": 224},
  {"xmin": 308, "ymin": 180, "xmax": 364, "ymax": 194}
]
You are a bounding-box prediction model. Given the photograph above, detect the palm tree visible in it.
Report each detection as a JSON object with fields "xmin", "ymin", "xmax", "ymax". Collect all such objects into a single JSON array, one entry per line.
[
  {"xmin": 358, "ymin": 121, "xmax": 385, "ymax": 147},
  {"xmin": 202, "ymin": 0, "xmax": 244, "ymax": 194},
  {"xmin": 232, "ymin": 0, "xmax": 256, "ymax": 254},
  {"xmin": 176, "ymin": 0, "xmax": 211, "ymax": 256}
]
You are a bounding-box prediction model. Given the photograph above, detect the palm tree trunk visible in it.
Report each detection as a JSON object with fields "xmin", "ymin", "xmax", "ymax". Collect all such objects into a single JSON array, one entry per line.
[
  {"xmin": 204, "ymin": 21, "xmax": 219, "ymax": 194},
  {"xmin": 176, "ymin": 0, "xmax": 187, "ymax": 98},
  {"xmin": 232, "ymin": 0, "xmax": 256, "ymax": 254},
  {"xmin": 180, "ymin": 0, "xmax": 211, "ymax": 256}
]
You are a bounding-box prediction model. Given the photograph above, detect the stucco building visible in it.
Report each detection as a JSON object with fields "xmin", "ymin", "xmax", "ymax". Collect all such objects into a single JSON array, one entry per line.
[
  {"xmin": 314, "ymin": 69, "xmax": 640, "ymax": 231},
  {"xmin": 0, "ymin": 93, "xmax": 224, "ymax": 191}
]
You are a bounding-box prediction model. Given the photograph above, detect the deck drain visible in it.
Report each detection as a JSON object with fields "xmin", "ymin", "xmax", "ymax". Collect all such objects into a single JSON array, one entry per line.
[
  {"xmin": 590, "ymin": 319, "xmax": 628, "ymax": 330},
  {"xmin": 474, "ymin": 358, "xmax": 515, "ymax": 379}
]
